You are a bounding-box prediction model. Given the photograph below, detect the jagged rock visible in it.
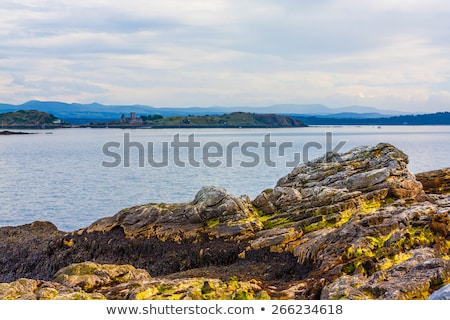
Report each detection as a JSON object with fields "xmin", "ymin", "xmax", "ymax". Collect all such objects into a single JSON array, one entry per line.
[
  {"xmin": 0, "ymin": 278, "xmax": 106, "ymax": 300},
  {"xmin": 253, "ymin": 143, "xmax": 423, "ymax": 235},
  {"xmin": 0, "ymin": 221, "xmax": 64, "ymax": 282},
  {"xmin": 247, "ymin": 227, "xmax": 303, "ymax": 252},
  {"xmin": 87, "ymin": 186, "xmax": 263, "ymax": 241},
  {"xmin": 291, "ymin": 199, "xmax": 450, "ymax": 299},
  {"xmin": 0, "ymin": 262, "xmax": 269, "ymax": 300},
  {"xmin": 416, "ymin": 168, "xmax": 450, "ymax": 194},
  {"xmin": 106, "ymin": 277, "xmax": 269, "ymax": 300},
  {"xmin": 321, "ymin": 248, "xmax": 450, "ymax": 299},
  {"xmin": 53, "ymin": 262, "xmax": 151, "ymax": 292}
]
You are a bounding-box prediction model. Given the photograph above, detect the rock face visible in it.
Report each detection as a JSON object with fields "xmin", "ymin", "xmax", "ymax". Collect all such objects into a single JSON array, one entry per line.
[
  {"xmin": 253, "ymin": 143, "xmax": 423, "ymax": 221},
  {"xmin": 0, "ymin": 262, "xmax": 268, "ymax": 300},
  {"xmin": 88, "ymin": 185, "xmax": 263, "ymax": 241},
  {"xmin": 1, "ymin": 143, "xmax": 449, "ymax": 300},
  {"xmin": 0, "ymin": 221, "xmax": 64, "ymax": 281},
  {"xmin": 416, "ymin": 168, "xmax": 450, "ymax": 194}
]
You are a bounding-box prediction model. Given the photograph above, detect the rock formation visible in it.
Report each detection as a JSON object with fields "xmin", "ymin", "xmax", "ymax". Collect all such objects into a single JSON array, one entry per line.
[
  {"xmin": 1, "ymin": 143, "xmax": 449, "ymax": 300},
  {"xmin": 416, "ymin": 168, "xmax": 450, "ymax": 194}
]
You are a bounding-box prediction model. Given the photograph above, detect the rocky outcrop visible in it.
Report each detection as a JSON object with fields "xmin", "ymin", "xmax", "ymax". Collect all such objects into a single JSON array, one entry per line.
[
  {"xmin": 87, "ymin": 185, "xmax": 263, "ymax": 241},
  {"xmin": 0, "ymin": 143, "xmax": 449, "ymax": 300},
  {"xmin": 0, "ymin": 221, "xmax": 64, "ymax": 281},
  {"xmin": 416, "ymin": 168, "xmax": 450, "ymax": 194},
  {"xmin": 0, "ymin": 130, "xmax": 33, "ymax": 135},
  {"xmin": 253, "ymin": 143, "xmax": 423, "ymax": 228},
  {"xmin": 0, "ymin": 262, "xmax": 268, "ymax": 300}
]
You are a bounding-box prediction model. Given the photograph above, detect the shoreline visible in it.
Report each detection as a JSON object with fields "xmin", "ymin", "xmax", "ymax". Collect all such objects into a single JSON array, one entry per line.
[{"xmin": 0, "ymin": 130, "xmax": 35, "ymax": 135}]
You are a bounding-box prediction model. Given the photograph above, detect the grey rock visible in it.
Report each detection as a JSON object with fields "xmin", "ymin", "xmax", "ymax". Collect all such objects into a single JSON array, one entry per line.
[
  {"xmin": 428, "ymin": 284, "xmax": 450, "ymax": 300},
  {"xmin": 416, "ymin": 168, "xmax": 450, "ymax": 194},
  {"xmin": 87, "ymin": 185, "xmax": 263, "ymax": 241}
]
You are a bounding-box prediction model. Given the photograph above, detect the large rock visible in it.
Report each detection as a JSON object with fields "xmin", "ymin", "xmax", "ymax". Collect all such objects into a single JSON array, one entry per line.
[
  {"xmin": 416, "ymin": 168, "xmax": 450, "ymax": 194},
  {"xmin": 53, "ymin": 262, "xmax": 151, "ymax": 292},
  {"xmin": 106, "ymin": 277, "xmax": 269, "ymax": 300},
  {"xmin": 253, "ymin": 143, "xmax": 423, "ymax": 235},
  {"xmin": 0, "ymin": 221, "xmax": 64, "ymax": 282},
  {"xmin": 321, "ymin": 248, "xmax": 450, "ymax": 299},
  {"xmin": 87, "ymin": 186, "xmax": 263, "ymax": 241},
  {"xmin": 291, "ymin": 197, "xmax": 450, "ymax": 299},
  {"xmin": 0, "ymin": 278, "xmax": 105, "ymax": 300}
]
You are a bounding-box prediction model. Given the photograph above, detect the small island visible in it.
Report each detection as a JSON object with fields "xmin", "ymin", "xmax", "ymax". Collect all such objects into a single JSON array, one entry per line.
[
  {"xmin": 84, "ymin": 111, "xmax": 307, "ymax": 128},
  {"xmin": 0, "ymin": 110, "xmax": 67, "ymax": 129},
  {"xmin": 0, "ymin": 130, "xmax": 34, "ymax": 135}
]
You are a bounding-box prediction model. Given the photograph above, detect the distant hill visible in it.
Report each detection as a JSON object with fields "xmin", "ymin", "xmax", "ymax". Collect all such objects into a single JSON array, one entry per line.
[
  {"xmin": 157, "ymin": 112, "xmax": 306, "ymax": 128},
  {"xmin": 293, "ymin": 112, "xmax": 450, "ymax": 126},
  {"xmin": 0, "ymin": 110, "xmax": 64, "ymax": 128}
]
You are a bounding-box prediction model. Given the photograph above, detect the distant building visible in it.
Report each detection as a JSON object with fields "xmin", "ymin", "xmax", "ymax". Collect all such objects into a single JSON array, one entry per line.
[{"xmin": 119, "ymin": 112, "xmax": 143, "ymax": 125}]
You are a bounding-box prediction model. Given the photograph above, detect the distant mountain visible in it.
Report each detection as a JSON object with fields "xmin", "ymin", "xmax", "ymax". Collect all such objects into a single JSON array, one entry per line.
[
  {"xmin": 331, "ymin": 105, "xmax": 404, "ymax": 115},
  {"xmin": 0, "ymin": 101, "xmax": 406, "ymax": 122},
  {"xmin": 285, "ymin": 112, "xmax": 390, "ymax": 119}
]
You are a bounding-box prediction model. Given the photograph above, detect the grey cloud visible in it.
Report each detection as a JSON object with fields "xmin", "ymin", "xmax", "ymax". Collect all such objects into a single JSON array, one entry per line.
[
  {"xmin": 37, "ymin": 10, "xmax": 179, "ymax": 34},
  {"xmin": 1, "ymin": 0, "xmax": 450, "ymax": 111},
  {"xmin": 8, "ymin": 74, "xmax": 109, "ymax": 95}
]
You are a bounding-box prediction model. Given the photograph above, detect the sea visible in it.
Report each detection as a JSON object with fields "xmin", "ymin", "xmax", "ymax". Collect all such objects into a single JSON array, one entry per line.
[{"xmin": 1, "ymin": 126, "xmax": 449, "ymax": 231}]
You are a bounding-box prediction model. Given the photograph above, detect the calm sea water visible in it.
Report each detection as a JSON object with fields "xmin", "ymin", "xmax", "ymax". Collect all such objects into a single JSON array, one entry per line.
[{"xmin": 1, "ymin": 126, "xmax": 449, "ymax": 231}]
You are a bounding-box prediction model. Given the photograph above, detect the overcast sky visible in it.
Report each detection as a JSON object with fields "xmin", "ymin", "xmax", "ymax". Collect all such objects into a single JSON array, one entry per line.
[{"xmin": 1, "ymin": 0, "xmax": 450, "ymax": 112}]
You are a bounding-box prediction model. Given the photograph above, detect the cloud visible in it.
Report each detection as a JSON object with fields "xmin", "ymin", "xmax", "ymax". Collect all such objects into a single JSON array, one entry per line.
[{"xmin": 1, "ymin": 0, "xmax": 450, "ymax": 112}]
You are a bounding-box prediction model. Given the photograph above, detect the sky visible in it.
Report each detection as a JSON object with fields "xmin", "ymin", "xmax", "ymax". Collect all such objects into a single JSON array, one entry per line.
[{"xmin": 1, "ymin": 0, "xmax": 450, "ymax": 112}]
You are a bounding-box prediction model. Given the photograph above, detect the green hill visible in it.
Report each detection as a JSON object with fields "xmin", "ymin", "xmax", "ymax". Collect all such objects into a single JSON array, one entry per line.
[
  {"xmin": 0, "ymin": 110, "xmax": 63, "ymax": 128},
  {"xmin": 141, "ymin": 112, "xmax": 307, "ymax": 128}
]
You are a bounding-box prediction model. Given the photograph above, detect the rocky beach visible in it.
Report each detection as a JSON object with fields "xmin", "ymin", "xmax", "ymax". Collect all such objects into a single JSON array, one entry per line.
[{"xmin": 1, "ymin": 143, "xmax": 449, "ymax": 300}]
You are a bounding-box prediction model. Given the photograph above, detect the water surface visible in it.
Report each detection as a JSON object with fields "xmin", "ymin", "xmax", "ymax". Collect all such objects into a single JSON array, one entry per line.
[{"xmin": 0, "ymin": 126, "xmax": 448, "ymax": 231}]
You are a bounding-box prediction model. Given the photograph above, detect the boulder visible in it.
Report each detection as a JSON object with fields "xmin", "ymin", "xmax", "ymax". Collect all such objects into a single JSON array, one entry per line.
[
  {"xmin": 87, "ymin": 186, "xmax": 263, "ymax": 241},
  {"xmin": 253, "ymin": 143, "xmax": 423, "ymax": 236},
  {"xmin": 0, "ymin": 278, "xmax": 105, "ymax": 300},
  {"xmin": 53, "ymin": 262, "xmax": 151, "ymax": 292},
  {"xmin": 321, "ymin": 248, "xmax": 450, "ymax": 299},
  {"xmin": 0, "ymin": 262, "xmax": 269, "ymax": 300}
]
